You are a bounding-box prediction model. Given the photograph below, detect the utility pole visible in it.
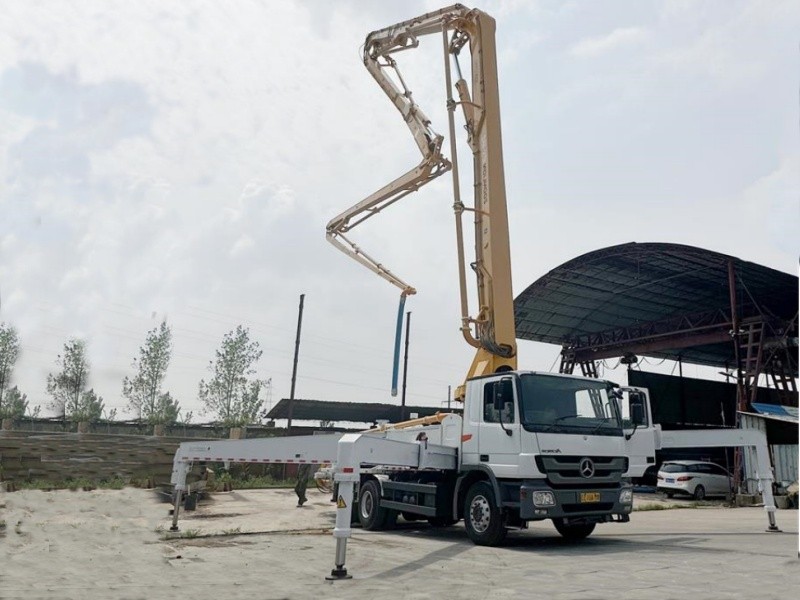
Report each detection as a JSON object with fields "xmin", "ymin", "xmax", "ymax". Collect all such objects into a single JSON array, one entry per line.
[
  {"xmin": 447, "ymin": 385, "xmax": 451, "ymax": 410},
  {"xmin": 287, "ymin": 294, "xmax": 305, "ymax": 432},
  {"xmin": 400, "ymin": 311, "xmax": 411, "ymax": 421}
]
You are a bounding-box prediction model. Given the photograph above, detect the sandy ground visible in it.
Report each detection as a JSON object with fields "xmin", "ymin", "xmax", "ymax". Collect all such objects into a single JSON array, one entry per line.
[{"xmin": 1, "ymin": 487, "xmax": 797, "ymax": 600}]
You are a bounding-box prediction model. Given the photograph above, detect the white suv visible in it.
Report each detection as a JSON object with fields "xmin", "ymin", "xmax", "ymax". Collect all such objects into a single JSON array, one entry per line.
[{"xmin": 657, "ymin": 460, "xmax": 732, "ymax": 500}]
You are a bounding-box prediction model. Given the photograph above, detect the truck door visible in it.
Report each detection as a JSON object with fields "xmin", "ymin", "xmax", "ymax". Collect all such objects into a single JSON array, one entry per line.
[
  {"xmin": 478, "ymin": 377, "xmax": 521, "ymax": 478},
  {"xmin": 618, "ymin": 387, "xmax": 656, "ymax": 478}
]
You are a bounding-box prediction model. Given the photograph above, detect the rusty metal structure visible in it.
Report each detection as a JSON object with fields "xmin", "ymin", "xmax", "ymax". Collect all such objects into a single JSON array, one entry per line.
[{"xmin": 514, "ymin": 243, "xmax": 798, "ymax": 412}]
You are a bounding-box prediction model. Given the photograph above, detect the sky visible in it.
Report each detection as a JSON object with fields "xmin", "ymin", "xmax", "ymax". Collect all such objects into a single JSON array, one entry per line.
[{"xmin": 0, "ymin": 0, "xmax": 797, "ymax": 424}]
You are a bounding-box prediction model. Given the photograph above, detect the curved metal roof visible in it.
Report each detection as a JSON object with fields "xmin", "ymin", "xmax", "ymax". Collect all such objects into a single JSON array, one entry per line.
[{"xmin": 514, "ymin": 242, "xmax": 798, "ymax": 371}]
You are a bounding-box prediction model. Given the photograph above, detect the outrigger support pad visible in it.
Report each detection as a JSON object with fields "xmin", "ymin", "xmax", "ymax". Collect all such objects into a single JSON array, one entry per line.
[{"xmin": 326, "ymin": 567, "xmax": 352, "ymax": 581}]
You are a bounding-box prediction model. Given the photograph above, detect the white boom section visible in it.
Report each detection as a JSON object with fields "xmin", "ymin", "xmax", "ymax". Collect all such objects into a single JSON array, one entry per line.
[
  {"xmin": 169, "ymin": 426, "xmax": 458, "ymax": 579},
  {"xmin": 325, "ymin": 5, "xmax": 469, "ymax": 296},
  {"xmin": 656, "ymin": 427, "xmax": 780, "ymax": 531},
  {"xmin": 170, "ymin": 434, "xmax": 344, "ymax": 490}
]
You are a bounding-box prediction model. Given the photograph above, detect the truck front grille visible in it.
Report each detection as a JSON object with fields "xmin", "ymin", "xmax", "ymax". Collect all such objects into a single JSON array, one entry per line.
[{"xmin": 535, "ymin": 455, "xmax": 627, "ymax": 487}]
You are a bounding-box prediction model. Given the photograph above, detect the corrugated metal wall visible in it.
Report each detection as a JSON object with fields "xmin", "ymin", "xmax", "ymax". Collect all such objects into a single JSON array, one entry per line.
[
  {"xmin": 741, "ymin": 414, "xmax": 798, "ymax": 493},
  {"xmin": 771, "ymin": 444, "xmax": 799, "ymax": 486}
]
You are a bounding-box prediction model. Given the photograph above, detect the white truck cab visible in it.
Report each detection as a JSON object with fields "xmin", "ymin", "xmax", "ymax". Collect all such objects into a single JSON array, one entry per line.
[{"xmin": 453, "ymin": 371, "xmax": 633, "ymax": 543}]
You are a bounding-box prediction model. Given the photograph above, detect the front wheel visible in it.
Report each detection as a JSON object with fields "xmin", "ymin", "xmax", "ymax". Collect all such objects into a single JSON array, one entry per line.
[
  {"xmin": 552, "ymin": 518, "xmax": 595, "ymax": 540},
  {"xmin": 464, "ymin": 481, "xmax": 507, "ymax": 546}
]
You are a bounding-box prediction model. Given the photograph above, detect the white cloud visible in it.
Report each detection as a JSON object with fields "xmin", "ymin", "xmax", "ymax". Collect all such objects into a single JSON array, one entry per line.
[
  {"xmin": 570, "ymin": 27, "xmax": 649, "ymax": 58},
  {"xmin": 740, "ymin": 154, "xmax": 800, "ymax": 267},
  {"xmin": 650, "ymin": 0, "xmax": 800, "ymax": 86},
  {"xmin": 229, "ymin": 234, "xmax": 255, "ymax": 258},
  {"xmin": 0, "ymin": 1, "xmax": 796, "ymax": 418}
]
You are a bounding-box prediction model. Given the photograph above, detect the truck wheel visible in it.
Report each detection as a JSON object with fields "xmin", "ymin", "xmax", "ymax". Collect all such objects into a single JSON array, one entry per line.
[
  {"xmin": 464, "ymin": 481, "xmax": 507, "ymax": 546},
  {"xmin": 693, "ymin": 485, "xmax": 706, "ymax": 500},
  {"xmin": 552, "ymin": 519, "xmax": 595, "ymax": 540},
  {"xmin": 358, "ymin": 480, "xmax": 387, "ymax": 530}
]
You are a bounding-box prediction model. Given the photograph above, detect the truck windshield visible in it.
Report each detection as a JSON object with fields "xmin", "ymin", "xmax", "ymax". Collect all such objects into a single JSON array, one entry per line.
[{"xmin": 518, "ymin": 374, "xmax": 623, "ymax": 437}]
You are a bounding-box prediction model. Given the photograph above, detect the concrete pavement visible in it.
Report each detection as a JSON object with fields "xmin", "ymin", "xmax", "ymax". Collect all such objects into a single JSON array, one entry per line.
[
  {"xmin": 158, "ymin": 488, "xmax": 798, "ymax": 599},
  {"xmin": 3, "ymin": 487, "xmax": 796, "ymax": 600}
]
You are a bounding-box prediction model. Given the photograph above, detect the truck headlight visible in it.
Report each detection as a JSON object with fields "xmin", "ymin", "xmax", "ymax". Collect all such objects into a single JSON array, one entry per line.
[
  {"xmin": 619, "ymin": 489, "xmax": 633, "ymax": 504},
  {"xmin": 532, "ymin": 491, "xmax": 556, "ymax": 507}
]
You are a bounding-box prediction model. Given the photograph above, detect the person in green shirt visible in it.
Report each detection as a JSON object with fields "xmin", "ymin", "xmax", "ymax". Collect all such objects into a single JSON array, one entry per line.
[{"xmin": 295, "ymin": 463, "xmax": 312, "ymax": 507}]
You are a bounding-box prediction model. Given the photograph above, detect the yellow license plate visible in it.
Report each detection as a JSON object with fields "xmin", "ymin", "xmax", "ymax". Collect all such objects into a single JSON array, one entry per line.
[{"xmin": 580, "ymin": 492, "xmax": 601, "ymax": 503}]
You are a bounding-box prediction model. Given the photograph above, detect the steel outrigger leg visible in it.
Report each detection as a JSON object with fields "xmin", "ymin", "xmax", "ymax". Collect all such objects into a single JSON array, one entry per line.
[
  {"xmin": 170, "ymin": 490, "xmax": 183, "ymax": 532},
  {"xmin": 761, "ymin": 479, "xmax": 780, "ymax": 533},
  {"xmin": 328, "ymin": 537, "xmax": 351, "ymax": 580},
  {"xmin": 326, "ymin": 476, "xmax": 356, "ymax": 580},
  {"xmin": 170, "ymin": 460, "xmax": 190, "ymax": 532},
  {"xmin": 765, "ymin": 509, "xmax": 779, "ymax": 533},
  {"xmin": 753, "ymin": 443, "xmax": 781, "ymax": 533}
]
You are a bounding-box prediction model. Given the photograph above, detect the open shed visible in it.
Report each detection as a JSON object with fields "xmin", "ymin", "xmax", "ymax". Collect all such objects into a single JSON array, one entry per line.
[{"xmin": 514, "ymin": 242, "xmax": 798, "ymax": 409}]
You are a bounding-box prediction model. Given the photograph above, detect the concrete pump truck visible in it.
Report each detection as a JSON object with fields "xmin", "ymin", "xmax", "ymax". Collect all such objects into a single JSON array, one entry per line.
[
  {"xmin": 324, "ymin": 1, "xmax": 636, "ymax": 543},
  {"xmin": 170, "ymin": 4, "xmax": 780, "ymax": 580}
]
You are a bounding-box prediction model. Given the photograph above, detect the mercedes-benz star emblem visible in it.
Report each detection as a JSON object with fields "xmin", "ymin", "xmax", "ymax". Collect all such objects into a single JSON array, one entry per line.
[{"xmin": 579, "ymin": 457, "xmax": 595, "ymax": 478}]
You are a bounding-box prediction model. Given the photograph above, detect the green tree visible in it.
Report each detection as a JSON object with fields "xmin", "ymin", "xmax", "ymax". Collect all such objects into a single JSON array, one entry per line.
[
  {"xmin": 0, "ymin": 386, "xmax": 27, "ymax": 420},
  {"xmin": 46, "ymin": 338, "xmax": 92, "ymax": 420},
  {"xmin": 153, "ymin": 391, "xmax": 181, "ymax": 425},
  {"xmin": 199, "ymin": 325, "xmax": 265, "ymax": 427},
  {"xmin": 122, "ymin": 321, "xmax": 176, "ymax": 424},
  {"xmin": 71, "ymin": 388, "xmax": 105, "ymax": 422},
  {"xmin": 0, "ymin": 322, "xmax": 21, "ymax": 412}
]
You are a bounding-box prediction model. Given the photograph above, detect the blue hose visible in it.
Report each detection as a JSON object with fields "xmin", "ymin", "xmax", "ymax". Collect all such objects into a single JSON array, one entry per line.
[{"xmin": 390, "ymin": 294, "xmax": 407, "ymax": 396}]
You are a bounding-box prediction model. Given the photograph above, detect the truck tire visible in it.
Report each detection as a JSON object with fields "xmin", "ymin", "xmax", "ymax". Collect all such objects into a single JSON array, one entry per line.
[
  {"xmin": 358, "ymin": 480, "xmax": 388, "ymax": 530},
  {"xmin": 464, "ymin": 481, "xmax": 507, "ymax": 546},
  {"xmin": 552, "ymin": 518, "xmax": 595, "ymax": 540}
]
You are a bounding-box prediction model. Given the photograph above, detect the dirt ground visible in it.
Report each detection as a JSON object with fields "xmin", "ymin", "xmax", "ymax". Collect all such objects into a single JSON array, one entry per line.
[{"xmin": 1, "ymin": 487, "xmax": 797, "ymax": 600}]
